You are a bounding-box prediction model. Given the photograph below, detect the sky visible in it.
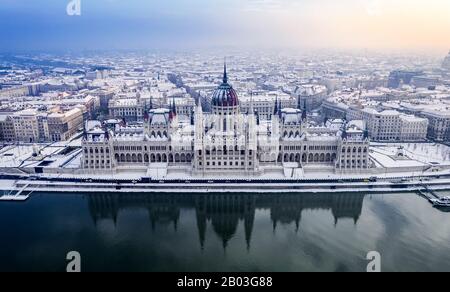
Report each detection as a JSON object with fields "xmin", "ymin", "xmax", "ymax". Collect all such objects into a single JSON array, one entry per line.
[{"xmin": 0, "ymin": 0, "xmax": 449, "ymax": 53}]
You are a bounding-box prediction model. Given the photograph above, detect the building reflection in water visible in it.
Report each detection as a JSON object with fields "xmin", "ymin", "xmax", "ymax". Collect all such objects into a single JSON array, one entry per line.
[{"xmin": 87, "ymin": 193, "xmax": 365, "ymax": 250}]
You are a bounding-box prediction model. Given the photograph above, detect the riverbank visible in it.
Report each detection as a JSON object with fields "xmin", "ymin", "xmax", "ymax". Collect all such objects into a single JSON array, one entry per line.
[{"xmin": 1, "ymin": 175, "xmax": 450, "ymax": 195}]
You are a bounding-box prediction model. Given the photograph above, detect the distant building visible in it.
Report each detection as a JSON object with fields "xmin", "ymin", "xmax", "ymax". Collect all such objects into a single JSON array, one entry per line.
[
  {"xmin": 86, "ymin": 70, "xmax": 110, "ymax": 81},
  {"xmin": 4, "ymin": 108, "xmax": 84, "ymax": 143},
  {"xmin": 108, "ymin": 98, "xmax": 143, "ymax": 122},
  {"xmin": 47, "ymin": 108, "xmax": 84, "ymax": 142},
  {"xmin": 322, "ymin": 99, "xmax": 349, "ymax": 120},
  {"xmin": 411, "ymin": 76, "xmax": 440, "ymax": 89},
  {"xmin": 0, "ymin": 115, "xmax": 15, "ymax": 142},
  {"xmin": 399, "ymin": 115, "xmax": 429, "ymax": 141},
  {"xmin": 422, "ymin": 110, "xmax": 450, "ymax": 142},
  {"xmin": 347, "ymin": 107, "xmax": 428, "ymax": 142},
  {"xmin": 292, "ymin": 84, "xmax": 328, "ymax": 111},
  {"xmin": 0, "ymin": 86, "xmax": 30, "ymax": 98},
  {"xmin": 388, "ymin": 70, "xmax": 423, "ymax": 88},
  {"xmin": 11, "ymin": 109, "xmax": 42, "ymax": 143},
  {"xmin": 442, "ymin": 51, "xmax": 450, "ymax": 71},
  {"xmin": 240, "ymin": 93, "xmax": 296, "ymax": 121}
]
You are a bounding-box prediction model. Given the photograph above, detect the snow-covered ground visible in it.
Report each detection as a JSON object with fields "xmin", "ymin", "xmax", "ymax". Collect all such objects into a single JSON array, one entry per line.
[{"xmin": 1, "ymin": 141, "xmax": 450, "ymax": 181}]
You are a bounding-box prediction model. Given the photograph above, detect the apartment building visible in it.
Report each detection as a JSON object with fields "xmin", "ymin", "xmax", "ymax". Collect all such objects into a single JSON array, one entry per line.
[{"xmin": 422, "ymin": 110, "xmax": 450, "ymax": 142}]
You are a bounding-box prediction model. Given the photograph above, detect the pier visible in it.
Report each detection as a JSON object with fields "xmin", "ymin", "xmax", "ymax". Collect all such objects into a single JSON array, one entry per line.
[
  {"xmin": 417, "ymin": 184, "xmax": 445, "ymax": 206},
  {"xmin": 0, "ymin": 183, "xmax": 31, "ymax": 202}
]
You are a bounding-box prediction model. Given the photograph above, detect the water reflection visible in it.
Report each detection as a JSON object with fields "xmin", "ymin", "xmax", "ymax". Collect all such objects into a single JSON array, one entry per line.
[{"xmin": 87, "ymin": 193, "xmax": 365, "ymax": 251}]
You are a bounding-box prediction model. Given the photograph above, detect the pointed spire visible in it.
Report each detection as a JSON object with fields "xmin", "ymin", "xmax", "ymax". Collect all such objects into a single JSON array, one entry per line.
[
  {"xmin": 144, "ymin": 105, "xmax": 149, "ymax": 122},
  {"xmin": 197, "ymin": 98, "xmax": 203, "ymax": 111},
  {"xmin": 223, "ymin": 58, "xmax": 228, "ymax": 84},
  {"xmin": 249, "ymin": 92, "xmax": 254, "ymax": 115},
  {"xmin": 273, "ymin": 97, "xmax": 278, "ymax": 116},
  {"xmin": 278, "ymin": 100, "xmax": 282, "ymax": 119},
  {"xmin": 302, "ymin": 100, "xmax": 307, "ymax": 121},
  {"xmin": 172, "ymin": 98, "xmax": 177, "ymax": 116},
  {"xmin": 169, "ymin": 106, "xmax": 173, "ymax": 121}
]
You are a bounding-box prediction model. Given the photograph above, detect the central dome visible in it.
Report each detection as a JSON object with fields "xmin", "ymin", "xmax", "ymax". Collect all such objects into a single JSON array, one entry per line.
[{"xmin": 211, "ymin": 62, "xmax": 239, "ymax": 107}]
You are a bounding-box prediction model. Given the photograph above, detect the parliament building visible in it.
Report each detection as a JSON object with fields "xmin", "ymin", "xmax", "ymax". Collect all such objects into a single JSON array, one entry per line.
[{"xmin": 82, "ymin": 64, "xmax": 371, "ymax": 178}]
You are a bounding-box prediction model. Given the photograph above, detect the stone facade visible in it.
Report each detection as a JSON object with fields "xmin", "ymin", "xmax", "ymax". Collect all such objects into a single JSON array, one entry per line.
[{"xmin": 82, "ymin": 65, "xmax": 371, "ymax": 177}]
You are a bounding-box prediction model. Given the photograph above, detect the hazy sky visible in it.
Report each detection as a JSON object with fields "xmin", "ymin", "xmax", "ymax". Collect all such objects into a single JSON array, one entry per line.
[{"xmin": 0, "ymin": 0, "xmax": 449, "ymax": 53}]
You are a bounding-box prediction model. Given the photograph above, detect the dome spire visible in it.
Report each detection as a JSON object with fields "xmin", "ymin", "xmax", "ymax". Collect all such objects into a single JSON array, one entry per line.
[{"xmin": 223, "ymin": 58, "xmax": 228, "ymax": 84}]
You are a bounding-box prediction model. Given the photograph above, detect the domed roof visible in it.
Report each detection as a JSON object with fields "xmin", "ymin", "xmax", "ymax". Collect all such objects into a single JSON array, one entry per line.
[{"xmin": 211, "ymin": 62, "xmax": 239, "ymax": 107}]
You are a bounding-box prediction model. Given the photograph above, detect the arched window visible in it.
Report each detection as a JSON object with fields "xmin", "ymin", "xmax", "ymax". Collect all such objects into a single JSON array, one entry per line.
[{"xmin": 314, "ymin": 154, "xmax": 319, "ymax": 162}]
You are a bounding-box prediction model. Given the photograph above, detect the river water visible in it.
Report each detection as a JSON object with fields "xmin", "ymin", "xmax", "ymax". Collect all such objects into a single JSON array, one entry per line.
[{"xmin": 0, "ymin": 191, "xmax": 449, "ymax": 272}]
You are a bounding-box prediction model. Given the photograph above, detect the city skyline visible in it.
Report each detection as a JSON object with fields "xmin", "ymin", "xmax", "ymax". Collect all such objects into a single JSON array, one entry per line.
[{"xmin": 1, "ymin": 0, "xmax": 449, "ymax": 53}]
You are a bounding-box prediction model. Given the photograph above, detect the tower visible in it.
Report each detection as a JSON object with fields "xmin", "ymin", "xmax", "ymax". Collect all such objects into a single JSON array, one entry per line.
[
  {"xmin": 211, "ymin": 61, "xmax": 240, "ymax": 132},
  {"xmin": 194, "ymin": 101, "xmax": 205, "ymax": 172}
]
